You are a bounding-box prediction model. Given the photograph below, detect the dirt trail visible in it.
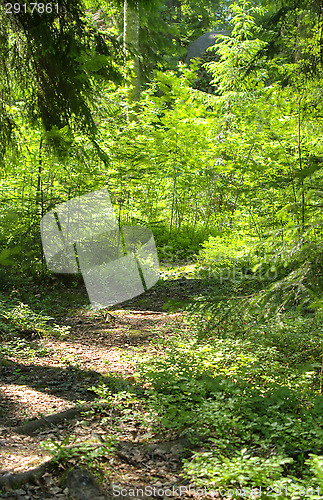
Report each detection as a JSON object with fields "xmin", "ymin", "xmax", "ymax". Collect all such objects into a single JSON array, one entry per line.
[
  {"xmin": 0, "ymin": 309, "xmax": 180, "ymax": 465},
  {"xmin": 0, "ymin": 277, "xmax": 215, "ymax": 499}
]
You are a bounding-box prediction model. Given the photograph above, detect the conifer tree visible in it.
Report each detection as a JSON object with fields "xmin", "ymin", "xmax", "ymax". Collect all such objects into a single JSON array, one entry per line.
[{"xmin": 0, "ymin": 0, "xmax": 122, "ymax": 143}]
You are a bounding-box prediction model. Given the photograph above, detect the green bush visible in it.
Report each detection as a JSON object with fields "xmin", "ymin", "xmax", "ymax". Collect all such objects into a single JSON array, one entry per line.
[
  {"xmin": 0, "ymin": 295, "xmax": 69, "ymax": 359},
  {"xmin": 197, "ymin": 235, "xmax": 259, "ymax": 279}
]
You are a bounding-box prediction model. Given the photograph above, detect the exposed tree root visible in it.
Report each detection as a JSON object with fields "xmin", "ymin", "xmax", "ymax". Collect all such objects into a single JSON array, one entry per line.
[
  {"xmin": 0, "ymin": 441, "xmax": 110, "ymax": 489},
  {"xmin": 0, "ymin": 460, "xmax": 108, "ymax": 499},
  {"xmin": 0, "ymin": 434, "xmax": 197, "ymax": 490},
  {"xmin": 0, "ymin": 458, "xmax": 54, "ymax": 488},
  {"xmin": 10, "ymin": 402, "xmax": 110, "ymax": 436},
  {"xmin": 0, "ymin": 440, "xmax": 140, "ymax": 490}
]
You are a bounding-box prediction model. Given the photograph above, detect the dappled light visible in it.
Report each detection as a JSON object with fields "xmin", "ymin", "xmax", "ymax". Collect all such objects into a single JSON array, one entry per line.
[{"xmin": 0, "ymin": 0, "xmax": 323, "ymax": 497}]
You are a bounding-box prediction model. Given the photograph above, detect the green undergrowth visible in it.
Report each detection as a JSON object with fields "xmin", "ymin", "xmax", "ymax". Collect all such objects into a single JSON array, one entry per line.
[
  {"xmin": 0, "ymin": 294, "xmax": 69, "ymax": 360},
  {"xmin": 90, "ymin": 310, "xmax": 323, "ymax": 497},
  {"xmin": 129, "ymin": 312, "xmax": 323, "ymax": 498},
  {"xmin": 40, "ymin": 433, "xmax": 116, "ymax": 472}
]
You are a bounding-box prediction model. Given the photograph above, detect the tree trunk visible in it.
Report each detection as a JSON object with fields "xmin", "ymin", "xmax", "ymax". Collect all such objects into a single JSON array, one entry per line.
[{"xmin": 124, "ymin": 0, "xmax": 140, "ymax": 119}]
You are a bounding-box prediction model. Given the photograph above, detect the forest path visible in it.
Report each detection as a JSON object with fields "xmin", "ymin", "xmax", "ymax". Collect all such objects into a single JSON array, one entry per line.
[{"xmin": 0, "ymin": 271, "xmax": 215, "ymax": 499}]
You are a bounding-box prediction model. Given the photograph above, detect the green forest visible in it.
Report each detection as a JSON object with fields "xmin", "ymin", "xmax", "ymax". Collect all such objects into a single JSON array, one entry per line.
[{"xmin": 0, "ymin": 0, "xmax": 323, "ymax": 497}]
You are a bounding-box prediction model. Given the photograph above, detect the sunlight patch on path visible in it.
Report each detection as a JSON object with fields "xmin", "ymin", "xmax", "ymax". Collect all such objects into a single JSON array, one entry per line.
[{"xmin": 1, "ymin": 384, "xmax": 74, "ymax": 424}]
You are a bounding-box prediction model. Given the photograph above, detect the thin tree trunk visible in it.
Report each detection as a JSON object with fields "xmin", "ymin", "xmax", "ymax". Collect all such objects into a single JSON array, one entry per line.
[
  {"xmin": 36, "ymin": 137, "xmax": 43, "ymax": 213},
  {"xmin": 124, "ymin": 0, "xmax": 140, "ymax": 120},
  {"xmin": 229, "ymin": 144, "xmax": 254, "ymax": 228},
  {"xmin": 169, "ymin": 174, "xmax": 176, "ymax": 233},
  {"xmin": 36, "ymin": 137, "xmax": 45, "ymax": 272},
  {"xmin": 298, "ymin": 97, "xmax": 305, "ymax": 237}
]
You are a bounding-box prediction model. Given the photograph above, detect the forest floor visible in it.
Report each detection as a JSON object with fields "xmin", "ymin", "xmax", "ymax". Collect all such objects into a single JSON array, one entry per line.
[{"xmin": 0, "ymin": 266, "xmax": 218, "ymax": 499}]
